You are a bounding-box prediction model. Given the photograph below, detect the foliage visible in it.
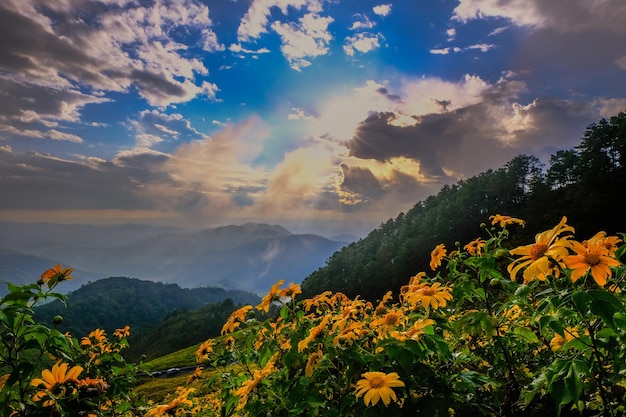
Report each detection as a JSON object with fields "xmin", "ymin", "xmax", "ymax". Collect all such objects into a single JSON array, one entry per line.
[
  {"xmin": 161, "ymin": 215, "xmax": 626, "ymax": 417},
  {"xmin": 34, "ymin": 277, "xmax": 259, "ymax": 339},
  {"xmin": 126, "ymin": 299, "xmax": 240, "ymax": 362},
  {"xmin": 0, "ymin": 266, "xmax": 141, "ymax": 416}
]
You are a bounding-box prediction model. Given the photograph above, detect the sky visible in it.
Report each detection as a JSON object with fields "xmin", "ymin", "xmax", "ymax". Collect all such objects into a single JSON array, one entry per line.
[{"xmin": 1, "ymin": 0, "xmax": 626, "ymax": 238}]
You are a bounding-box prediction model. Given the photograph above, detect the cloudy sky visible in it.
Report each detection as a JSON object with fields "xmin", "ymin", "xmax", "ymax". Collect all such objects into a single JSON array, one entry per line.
[{"xmin": 1, "ymin": 0, "xmax": 626, "ymax": 237}]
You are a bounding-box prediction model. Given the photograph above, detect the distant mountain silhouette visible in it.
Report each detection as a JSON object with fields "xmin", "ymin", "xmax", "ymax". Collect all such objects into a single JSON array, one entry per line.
[{"xmin": 0, "ymin": 222, "xmax": 347, "ymax": 293}]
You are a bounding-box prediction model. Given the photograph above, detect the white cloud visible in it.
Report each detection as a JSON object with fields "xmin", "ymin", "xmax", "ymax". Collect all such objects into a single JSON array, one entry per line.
[
  {"xmin": 453, "ymin": 0, "xmax": 626, "ymax": 35},
  {"xmin": 488, "ymin": 26, "xmax": 508, "ymax": 36},
  {"xmin": 229, "ymin": 43, "xmax": 271, "ymax": 54},
  {"xmin": 344, "ymin": 33, "xmax": 382, "ymax": 56},
  {"xmin": 237, "ymin": 0, "xmax": 323, "ymax": 42},
  {"xmin": 616, "ymin": 56, "xmax": 626, "ymax": 70},
  {"xmin": 467, "ymin": 43, "xmax": 495, "ymax": 52},
  {"xmin": 446, "ymin": 28, "xmax": 456, "ymax": 41},
  {"xmin": 0, "ymin": 124, "xmax": 83, "ymax": 143},
  {"xmin": 430, "ymin": 48, "xmax": 450, "ymax": 55},
  {"xmin": 349, "ymin": 14, "xmax": 375, "ymax": 30},
  {"xmin": 373, "ymin": 4, "xmax": 392, "ymax": 17},
  {"xmin": 288, "ymin": 107, "xmax": 316, "ymax": 121},
  {"xmin": 271, "ymin": 13, "xmax": 334, "ymax": 70}
]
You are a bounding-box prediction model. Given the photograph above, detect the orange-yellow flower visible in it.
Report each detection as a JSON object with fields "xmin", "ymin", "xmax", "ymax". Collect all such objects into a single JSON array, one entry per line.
[
  {"xmin": 464, "ymin": 238, "xmax": 486, "ymax": 256},
  {"xmin": 221, "ymin": 305, "xmax": 253, "ymax": 334},
  {"xmin": 370, "ymin": 309, "xmax": 407, "ymax": 332},
  {"xmin": 145, "ymin": 387, "xmax": 194, "ymax": 417},
  {"xmin": 354, "ymin": 371, "xmax": 405, "ymax": 406},
  {"xmin": 584, "ymin": 231, "xmax": 622, "ymax": 255},
  {"xmin": 305, "ymin": 349, "xmax": 324, "ymax": 378},
  {"xmin": 196, "ymin": 339, "xmax": 214, "ymax": 362},
  {"xmin": 430, "ymin": 244, "xmax": 447, "ymax": 270},
  {"xmin": 31, "ymin": 362, "xmax": 83, "ymax": 406},
  {"xmin": 40, "ymin": 264, "xmax": 73, "ymax": 287},
  {"xmin": 489, "ymin": 214, "xmax": 526, "ymax": 228},
  {"xmin": 31, "ymin": 362, "xmax": 83, "ymax": 389},
  {"xmin": 113, "ymin": 325, "xmax": 130, "ymax": 338},
  {"xmin": 404, "ymin": 318, "xmax": 435, "ymax": 341},
  {"xmin": 280, "ymin": 282, "xmax": 302, "ymax": 299},
  {"xmin": 549, "ymin": 327, "xmax": 579, "ymax": 352},
  {"xmin": 303, "ymin": 291, "xmax": 333, "ymax": 312},
  {"xmin": 404, "ymin": 282, "xmax": 452, "ymax": 310},
  {"xmin": 564, "ymin": 240, "xmax": 621, "ymax": 286},
  {"xmin": 256, "ymin": 280, "xmax": 284, "ymax": 313},
  {"xmin": 298, "ymin": 315, "xmax": 330, "ymax": 352},
  {"xmin": 507, "ymin": 216, "xmax": 574, "ymax": 283}
]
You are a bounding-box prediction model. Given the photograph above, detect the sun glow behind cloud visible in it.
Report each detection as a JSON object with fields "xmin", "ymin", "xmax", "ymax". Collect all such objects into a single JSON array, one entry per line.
[{"xmin": 1, "ymin": 0, "xmax": 625, "ymax": 237}]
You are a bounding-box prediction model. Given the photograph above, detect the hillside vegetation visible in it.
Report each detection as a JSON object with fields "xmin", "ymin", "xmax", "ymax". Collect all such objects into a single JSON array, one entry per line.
[
  {"xmin": 34, "ymin": 277, "xmax": 260, "ymax": 338},
  {"xmin": 302, "ymin": 111, "xmax": 626, "ymax": 301}
]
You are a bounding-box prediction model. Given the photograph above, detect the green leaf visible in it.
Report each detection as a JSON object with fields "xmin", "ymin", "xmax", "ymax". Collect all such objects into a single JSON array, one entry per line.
[{"xmin": 512, "ymin": 326, "xmax": 539, "ymax": 343}]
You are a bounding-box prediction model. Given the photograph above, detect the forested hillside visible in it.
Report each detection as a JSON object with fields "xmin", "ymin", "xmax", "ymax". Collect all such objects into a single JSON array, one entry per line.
[
  {"xmin": 301, "ymin": 112, "xmax": 626, "ymax": 301},
  {"xmin": 34, "ymin": 277, "xmax": 260, "ymax": 337}
]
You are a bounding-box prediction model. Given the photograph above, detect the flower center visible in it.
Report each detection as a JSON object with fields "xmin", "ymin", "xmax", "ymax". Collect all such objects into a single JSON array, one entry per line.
[
  {"xmin": 370, "ymin": 377, "xmax": 385, "ymax": 388},
  {"xmin": 421, "ymin": 288, "xmax": 435, "ymax": 296},
  {"xmin": 385, "ymin": 313, "xmax": 399, "ymax": 326},
  {"xmin": 529, "ymin": 243, "xmax": 548, "ymax": 260},
  {"xmin": 584, "ymin": 253, "xmax": 600, "ymax": 266}
]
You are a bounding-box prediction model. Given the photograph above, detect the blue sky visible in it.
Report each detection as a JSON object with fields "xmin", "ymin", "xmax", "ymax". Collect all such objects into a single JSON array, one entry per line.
[{"xmin": 1, "ymin": 0, "xmax": 626, "ymax": 237}]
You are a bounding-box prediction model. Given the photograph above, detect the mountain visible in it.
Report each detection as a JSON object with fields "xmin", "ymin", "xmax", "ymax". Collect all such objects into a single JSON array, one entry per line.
[
  {"xmin": 34, "ymin": 276, "xmax": 260, "ymax": 338},
  {"xmin": 0, "ymin": 222, "xmax": 347, "ymax": 293},
  {"xmin": 0, "ymin": 248, "xmax": 103, "ymax": 296}
]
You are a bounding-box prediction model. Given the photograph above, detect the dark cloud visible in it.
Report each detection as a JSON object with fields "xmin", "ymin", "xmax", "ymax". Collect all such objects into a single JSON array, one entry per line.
[
  {"xmin": 339, "ymin": 164, "xmax": 384, "ymax": 200},
  {"xmin": 376, "ymin": 87, "xmax": 403, "ymax": 103}
]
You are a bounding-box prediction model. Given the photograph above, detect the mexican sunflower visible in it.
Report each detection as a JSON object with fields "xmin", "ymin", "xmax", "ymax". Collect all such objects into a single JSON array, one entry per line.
[
  {"xmin": 404, "ymin": 282, "xmax": 452, "ymax": 310},
  {"xmin": 507, "ymin": 216, "xmax": 574, "ymax": 283},
  {"xmin": 430, "ymin": 244, "xmax": 447, "ymax": 270},
  {"xmin": 354, "ymin": 371, "xmax": 405, "ymax": 406},
  {"xmin": 256, "ymin": 279, "xmax": 284, "ymax": 313},
  {"xmin": 564, "ymin": 240, "xmax": 621, "ymax": 286},
  {"xmin": 40, "ymin": 264, "xmax": 73, "ymax": 287},
  {"xmin": 489, "ymin": 214, "xmax": 526, "ymax": 228},
  {"xmin": 221, "ymin": 305, "xmax": 253, "ymax": 334},
  {"xmin": 31, "ymin": 362, "xmax": 83, "ymax": 406}
]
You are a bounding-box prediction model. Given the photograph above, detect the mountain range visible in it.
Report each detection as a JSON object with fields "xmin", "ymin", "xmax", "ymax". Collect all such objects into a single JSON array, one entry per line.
[{"xmin": 0, "ymin": 221, "xmax": 352, "ymax": 294}]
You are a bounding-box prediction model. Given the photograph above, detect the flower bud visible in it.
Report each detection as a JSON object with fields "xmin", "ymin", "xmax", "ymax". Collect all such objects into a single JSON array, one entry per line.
[{"xmin": 53, "ymin": 315, "xmax": 63, "ymax": 325}]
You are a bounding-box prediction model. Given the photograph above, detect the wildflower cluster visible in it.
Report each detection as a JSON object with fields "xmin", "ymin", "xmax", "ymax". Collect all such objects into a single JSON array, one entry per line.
[
  {"xmin": 1, "ymin": 265, "xmax": 139, "ymax": 417},
  {"xmin": 159, "ymin": 214, "xmax": 626, "ymax": 417}
]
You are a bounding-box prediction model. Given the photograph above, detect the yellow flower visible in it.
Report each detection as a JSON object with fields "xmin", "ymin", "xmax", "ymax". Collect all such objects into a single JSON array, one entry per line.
[
  {"xmin": 113, "ymin": 325, "xmax": 130, "ymax": 338},
  {"xmin": 564, "ymin": 240, "xmax": 621, "ymax": 286},
  {"xmin": 256, "ymin": 279, "xmax": 284, "ymax": 313},
  {"xmin": 507, "ymin": 216, "xmax": 574, "ymax": 283},
  {"xmin": 31, "ymin": 362, "xmax": 83, "ymax": 389},
  {"xmin": 303, "ymin": 291, "xmax": 333, "ymax": 312},
  {"xmin": 404, "ymin": 318, "xmax": 435, "ymax": 340},
  {"xmin": 305, "ymin": 349, "xmax": 323, "ymax": 378},
  {"xmin": 196, "ymin": 339, "xmax": 214, "ymax": 362},
  {"xmin": 549, "ymin": 327, "xmax": 579, "ymax": 352},
  {"xmin": 31, "ymin": 362, "xmax": 83, "ymax": 407},
  {"xmin": 370, "ymin": 309, "xmax": 407, "ymax": 332},
  {"xmin": 222, "ymin": 305, "xmax": 253, "ymax": 334},
  {"xmin": 464, "ymin": 238, "xmax": 486, "ymax": 256},
  {"xmin": 404, "ymin": 282, "xmax": 452, "ymax": 310},
  {"xmin": 489, "ymin": 214, "xmax": 526, "ymax": 228},
  {"xmin": 298, "ymin": 315, "xmax": 330, "ymax": 352},
  {"xmin": 584, "ymin": 231, "xmax": 622, "ymax": 255},
  {"xmin": 354, "ymin": 371, "xmax": 405, "ymax": 406},
  {"xmin": 280, "ymin": 282, "xmax": 302, "ymax": 299},
  {"xmin": 146, "ymin": 387, "xmax": 195, "ymax": 417},
  {"xmin": 430, "ymin": 244, "xmax": 446, "ymax": 270},
  {"xmin": 40, "ymin": 264, "xmax": 73, "ymax": 286}
]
